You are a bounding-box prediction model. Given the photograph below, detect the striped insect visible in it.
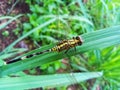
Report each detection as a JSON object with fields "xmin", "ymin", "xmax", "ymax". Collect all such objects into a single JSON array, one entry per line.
[
  {"xmin": 5, "ymin": 36, "xmax": 83, "ymax": 89},
  {"xmin": 5, "ymin": 36, "xmax": 83, "ymax": 64},
  {"xmin": 50, "ymin": 36, "xmax": 83, "ymax": 53}
]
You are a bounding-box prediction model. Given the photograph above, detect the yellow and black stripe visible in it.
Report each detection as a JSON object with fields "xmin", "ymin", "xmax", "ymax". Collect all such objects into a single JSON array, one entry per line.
[
  {"xmin": 6, "ymin": 36, "xmax": 83, "ymax": 64},
  {"xmin": 5, "ymin": 50, "xmax": 50, "ymax": 64},
  {"xmin": 50, "ymin": 36, "xmax": 83, "ymax": 52}
]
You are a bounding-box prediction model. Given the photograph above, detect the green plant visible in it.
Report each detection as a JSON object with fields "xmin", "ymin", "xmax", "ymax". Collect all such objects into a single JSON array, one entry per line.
[
  {"xmin": 0, "ymin": 26, "xmax": 120, "ymax": 89},
  {"xmin": 23, "ymin": 0, "xmax": 93, "ymax": 43},
  {"xmin": 12, "ymin": 28, "xmax": 21, "ymax": 36},
  {"xmin": 2, "ymin": 31, "xmax": 9, "ymax": 37},
  {"xmin": 87, "ymin": 0, "xmax": 120, "ymax": 29},
  {"xmin": 0, "ymin": 14, "xmax": 23, "ymax": 30},
  {"xmin": 22, "ymin": 0, "xmax": 120, "ymax": 49},
  {"xmin": 1, "ymin": 0, "xmax": 120, "ymax": 89}
]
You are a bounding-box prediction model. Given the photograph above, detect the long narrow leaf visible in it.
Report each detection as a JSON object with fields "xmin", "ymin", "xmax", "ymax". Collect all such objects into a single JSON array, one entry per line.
[
  {"xmin": 1, "ymin": 18, "xmax": 57, "ymax": 54},
  {"xmin": 0, "ymin": 72, "xmax": 102, "ymax": 90},
  {"xmin": 0, "ymin": 14, "xmax": 23, "ymax": 30},
  {"xmin": 0, "ymin": 25, "xmax": 120, "ymax": 76}
]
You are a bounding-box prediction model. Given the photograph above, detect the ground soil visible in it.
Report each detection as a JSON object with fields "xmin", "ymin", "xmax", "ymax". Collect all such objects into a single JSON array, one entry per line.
[{"xmin": 0, "ymin": 0, "xmax": 29, "ymax": 51}]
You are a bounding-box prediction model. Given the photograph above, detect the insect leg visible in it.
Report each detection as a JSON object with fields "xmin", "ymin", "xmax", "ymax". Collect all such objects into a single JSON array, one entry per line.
[
  {"xmin": 74, "ymin": 46, "xmax": 76, "ymax": 52},
  {"xmin": 65, "ymin": 49, "xmax": 69, "ymax": 54}
]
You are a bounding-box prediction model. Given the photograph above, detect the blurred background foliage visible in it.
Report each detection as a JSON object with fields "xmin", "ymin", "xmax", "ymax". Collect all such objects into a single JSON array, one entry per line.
[
  {"xmin": 23, "ymin": 0, "xmax": 120, "ymax": 43},
  {"xmin": 0, "ymin": 0, "xmax": 120, "ymax": 89}
]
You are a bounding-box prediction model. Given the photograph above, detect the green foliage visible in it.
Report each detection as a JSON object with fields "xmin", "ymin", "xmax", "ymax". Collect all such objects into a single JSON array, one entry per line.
[
  {"xmin": 87, "ymin": 0, "xmax": 120, "ymax": 29},
  {"xmin": 0, "ymin": 14, "xmax": 23, "ymax": 30},
  {"xmin": 1, "ymin": 0, "xmax": 120, "ymax": 89},
  {"xmin": 2, "ymin": 31, "xmax": 9, "ymax": 37},
  {"xmin": 23, "ymin": 0, "xmax": 93, "ymax": 43},
  {"xmin": 23, "ymin": 0, "xmax": 120, "ymax": 43},
  {"xmin": 12, "ymin": 28, "xmax": 21, "ymax": 36},
  {"xmin": 1, "ymin": 26, "xmax": 120, "ymax": 89},
  {"xmin": 0, "ymin": 72, "xmax": 102, "ymax": 89}
]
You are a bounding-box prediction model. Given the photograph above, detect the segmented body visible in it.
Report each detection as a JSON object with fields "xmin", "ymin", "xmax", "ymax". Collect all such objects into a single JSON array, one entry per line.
[
  {"xmin": 50, "ymin": 36, "xmax": 83, "ymax": 52},
  {"xmin": 6, "ymin": 36, "xmax": 83, "ymax": 64}
]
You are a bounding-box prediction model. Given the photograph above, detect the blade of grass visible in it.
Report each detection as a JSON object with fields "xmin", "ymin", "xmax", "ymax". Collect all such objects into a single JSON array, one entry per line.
[
  {"xmin": 0, "ymin": 25, "xmax": 120, "ymax": 76},
  {"xmin": 0, "ymin": 16, "xmax": 13, "ymax": 20},
  {"xmin": 0, "ymin": 48, "xmax": 27, "ymax": 60},
  {"xmin": 36, "ymin": 15, "xmax": 93, "ymax": 26},
  {"xmin": 0, "ymin": 72, "xmax": 102, "ymax": 90},
  {"xmin": 0, "ymin": 14, "xmax": 23, "ymax": 30},
  {"xmin": 1, "ymin": 18, "xmax": 56, "ymax": 54}
]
